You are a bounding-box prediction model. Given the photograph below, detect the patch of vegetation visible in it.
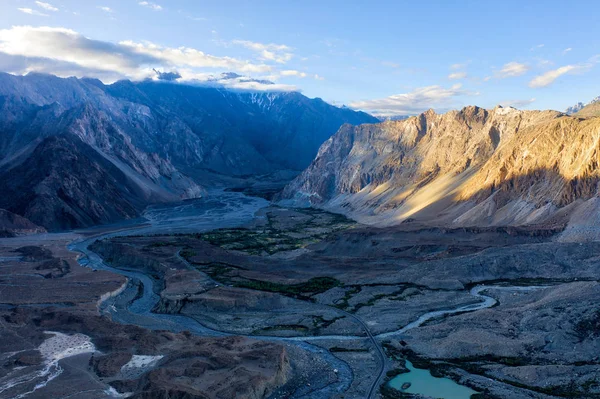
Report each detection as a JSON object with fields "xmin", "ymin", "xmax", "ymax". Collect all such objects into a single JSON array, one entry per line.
[
  {"xmin": 574, "ymin": 310, "xmax": 600, "ymax": 342},
  {"xmin": 380, "ymin": 384, "xmax": 413, "ymax": 398},
  {"xmin": 206, "ymin": 264, "xmax": 236, "ymax": 279},
  {"xmin": 334, "ymin": 285, "xmax": 361, "ymax": 310},
  {"xmin": 180, "ymin": 249, "xmax": 197, "ymax": 258},
  {"xmin": 352, "ymin": 288, "xmax": 408, "ymax": 312},
  {"xmin": 196, "ymin": 228, "xmax": 307, "ymax": 255},
  {"xmin": 253, "ymin": 324, "xmax": 310, "ymax": 334},
  {"xmin": 312, "ymin": 315, "xmax": 345, "ymax": 329},
  {"xmin": 234, "ymin": 276, "xmax": 342, "ymax": 300},
  {"xmin": 329, "ymin": 346, "xmax": 369, "ymax": 353},
  {"xmin": 382, "ymin": 342, "xmax": 406, "ymax": 361},
  {"xmin": 187, "ymin": 207, "xmax": 354, "ymax": 255}
]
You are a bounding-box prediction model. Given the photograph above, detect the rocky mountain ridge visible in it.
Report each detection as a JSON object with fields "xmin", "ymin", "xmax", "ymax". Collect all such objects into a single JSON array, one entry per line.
[
  {"xmin": 565, "ymin": 95, "xmax": 600, "ymax": 115},
  {"xmin": 0, "ymin": 72, "xmax": 376, "ymax": 230},
  {"xmin": 279, "ymin": 105, "xmax": 600, "ymax": 241}
]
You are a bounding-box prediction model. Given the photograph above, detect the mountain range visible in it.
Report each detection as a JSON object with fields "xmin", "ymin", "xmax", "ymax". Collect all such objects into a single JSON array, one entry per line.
[
  {"xmin": 279, "ymin": 105, "xmax": 600, "ymax": 241},
  {"xmin": 0, "ymin": 72, "xmax": 376, "ymax": 231},
  {"xmin": 6, "ymin": 71, "xmax": 600, "ymax": 238},
  {"xmin": 565, "ymin": 95, "xmax": 600, "ymax": 115}
]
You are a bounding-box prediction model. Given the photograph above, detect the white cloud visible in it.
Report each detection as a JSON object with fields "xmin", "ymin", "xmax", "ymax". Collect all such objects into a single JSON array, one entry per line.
[
  {"xmin": 495, "ymin": 62, "xmax": 529, "ymax": 78},
  {"xmin": 35, "ymin": 1, "xmax": 58, "ymax": 11},
  {"xmin": 529, "ymin": 54, "xmax": 599, "ymax": 88},
  {"xmin": 280, "ymin": 69, "xmax": 307, "ymax": 78},
  {"xmin": 120, "ymin": 40, "xmax": 272, "ymax": 73},
  {"xmin": 221, "ymin": 80, "xmax": 296, "ymax": 91},
  {"xmin": 177, "ymin": 70, "xmax": 297, "ymax": 92},
  {"xmin": 448, "ymin": 71, "xmax": 467, "ymax": 80},
  {"xmin": 18, "ymin": 8, "xmax": 49, "ymax": 16},
  {"xmin": 349, "ymin": 84, "xmax": 477, "ymax": 117},
  {"xmin": 138, "ymin": 1, "xmax": 162, "ymax": 11},
  {"xmin": 528, "ymin": 65, "xmax": 581, "ymax": 88},
  {"xmin": 498, "ymin": 98, "xmax": 536, "ymax": 108},
  {"xmin": 0, "ymin": 26, "xmax": 274, "ymax": 83},
  {"xmin": 314, "ymin": 74, "xmax": 324, "ymax": 81},
  {"xmin": 563, "ymin": 47, "xmax": 572, "ymax": 55},
  {"xmin": 98, "ymin": 6, "xmax": 113, "ymax": 13},
  {"xmin": 231, "ymin": 40, "xmax": 293, "ymax": 64},
  {"xmin": 0, "ymin": 52, "xmax": 134, "ymax": 83}
]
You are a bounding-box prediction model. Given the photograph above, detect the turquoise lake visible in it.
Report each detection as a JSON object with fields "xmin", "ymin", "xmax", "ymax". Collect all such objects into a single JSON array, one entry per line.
[{"xmin": 388, "ymin": 360, "xmax": 478, "ymax": 399}]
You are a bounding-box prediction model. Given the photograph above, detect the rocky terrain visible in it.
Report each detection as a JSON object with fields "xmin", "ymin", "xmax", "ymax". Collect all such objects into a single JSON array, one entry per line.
[
  {"xmin": 3, "ymin": 72, "xmax": 600, "ymax": 399},
  {"xmin": 575, "ymin": 101, "xmax": 600, "ymax": 119},
  {"xmin": 82, "ymin": 203, "xmax": 600, "ymax": 399},
  {"xmin": 0, "ymin": 208, "xmax": 45, "ymax": 237},
  {"xmin": 2, "ymin": 185, "xmax": 600, "ymax": 398},
  {"xmin": 0, "ymin": 231, "xmax": 291, "ymax": 399},
  {"xmin": 0, "ymin": 72, "xmax": 375, "ymax": 230},
  {"xmin": 279, "ymin": 106, "xmax": 600, "ymax": 240}
]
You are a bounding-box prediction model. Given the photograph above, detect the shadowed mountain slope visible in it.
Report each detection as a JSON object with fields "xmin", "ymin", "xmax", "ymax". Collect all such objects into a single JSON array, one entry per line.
[
  {"xmin": 0, "ymin": 135, "xmax": 147, "ymax": 230},
  {"xmin": 0, "ymin": 72, "xmax": 375, "ymax": 230}
]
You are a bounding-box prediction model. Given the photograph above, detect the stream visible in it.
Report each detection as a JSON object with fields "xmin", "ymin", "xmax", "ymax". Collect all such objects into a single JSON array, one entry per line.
[
  {"xmin": 67, "ymin": 191, "xmax": 549, "ymax": 399},
  {"xmin": 68, "ymin": 191, "xmax": 353, "ymax": 399}
]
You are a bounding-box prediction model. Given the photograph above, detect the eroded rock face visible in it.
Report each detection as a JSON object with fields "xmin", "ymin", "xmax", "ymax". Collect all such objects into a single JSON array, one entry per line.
[
  {"xmin": 133, "ymin": 336, "xmax": 290, "ymax": 399},
  {"xmin": 280, "ymin": 106, "xmax": 600, "ymax": 238}
]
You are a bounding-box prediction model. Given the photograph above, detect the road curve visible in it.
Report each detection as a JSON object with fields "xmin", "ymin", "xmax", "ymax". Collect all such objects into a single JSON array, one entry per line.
[{"xmin": 336, "ymin": 308, "xmax": 387, "ymax": 399}]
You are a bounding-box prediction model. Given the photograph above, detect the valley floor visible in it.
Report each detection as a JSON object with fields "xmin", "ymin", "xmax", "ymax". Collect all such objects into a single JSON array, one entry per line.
[{"xmin": 1, "ymin": 191, "xmax": 600, "ymax": 399}]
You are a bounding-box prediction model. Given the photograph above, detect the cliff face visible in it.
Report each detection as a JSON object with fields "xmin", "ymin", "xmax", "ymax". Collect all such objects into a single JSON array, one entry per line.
[{"xmin": 279, "ymin": 106, "xmax": 600, "ymax": 240}]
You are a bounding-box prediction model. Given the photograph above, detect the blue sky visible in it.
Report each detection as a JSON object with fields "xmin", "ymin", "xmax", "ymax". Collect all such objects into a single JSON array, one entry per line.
[{"xmin": 1, "ymin": 0, "xmax": 599, "ymax": 116}]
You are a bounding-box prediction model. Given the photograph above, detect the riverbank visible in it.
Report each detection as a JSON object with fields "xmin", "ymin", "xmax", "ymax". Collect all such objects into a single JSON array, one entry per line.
[{"xmin": 3, "ymin": 190, "xmax": 600, "ymax": 398}]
